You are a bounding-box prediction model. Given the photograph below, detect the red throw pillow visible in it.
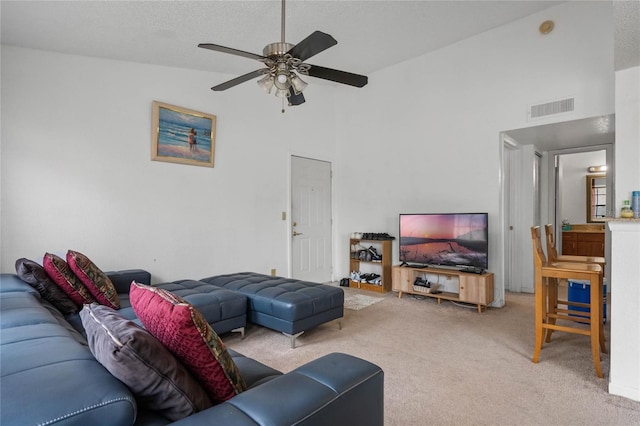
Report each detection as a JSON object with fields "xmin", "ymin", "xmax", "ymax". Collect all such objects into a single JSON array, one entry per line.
[
  {"xmin": 67, "ymin": 250, "xmax": 120, "ymax": 309},
  {"xmin": 129, "ymin": 282, "xmax": 246, "ymax": 404},
  {"xmin": 43, "ymin": 253, "xmax": 95, "ymax": 306}
]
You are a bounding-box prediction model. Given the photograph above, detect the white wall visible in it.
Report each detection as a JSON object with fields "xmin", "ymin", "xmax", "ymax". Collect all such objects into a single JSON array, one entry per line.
[
  {"xmin": 334, "ymin": 1, "xmax": 614, "ymax": 306},
  {"xmin": 1, "ymin": 46, "xmax": 338, "ymax": 282}
]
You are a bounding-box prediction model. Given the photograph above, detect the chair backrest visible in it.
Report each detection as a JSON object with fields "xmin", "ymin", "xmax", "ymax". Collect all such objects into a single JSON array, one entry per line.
[
  {"xmin": 544, "ymin": 224, "xmax": 559, "ymax": 262},
  {"xmin": 531, "ymin": 226, "xmax": 547, "ymax": 268}
]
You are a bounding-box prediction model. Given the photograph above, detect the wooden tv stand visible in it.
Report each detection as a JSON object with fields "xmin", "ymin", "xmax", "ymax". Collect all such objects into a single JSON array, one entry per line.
[{"xmin": 392, "ymin": 265, "xmax": 494, "ymax": 313}]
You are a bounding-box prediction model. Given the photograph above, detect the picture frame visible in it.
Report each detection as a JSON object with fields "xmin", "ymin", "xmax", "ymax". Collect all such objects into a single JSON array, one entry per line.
[{"xmin": 151, "ymin": 101, "xmax": 216, "ymax": 167}]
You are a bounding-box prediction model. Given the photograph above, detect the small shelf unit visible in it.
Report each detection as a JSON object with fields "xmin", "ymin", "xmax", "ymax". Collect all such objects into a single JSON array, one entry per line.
[{"xmin": 349, "ymin": 238, "xmax": 392, "ymax": 293}]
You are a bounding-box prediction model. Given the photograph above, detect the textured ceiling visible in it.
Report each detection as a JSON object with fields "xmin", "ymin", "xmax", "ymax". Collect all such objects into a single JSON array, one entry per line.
[
  {"xmin": 614, "ymin": 0, "xmax": 640, "ymax": 70},
  {"xmin": 1, "ymin": 0, "xmax": 564, "ymax": 78}
]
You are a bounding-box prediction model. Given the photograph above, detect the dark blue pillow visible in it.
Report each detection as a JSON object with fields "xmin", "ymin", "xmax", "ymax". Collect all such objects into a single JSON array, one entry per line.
[{"xmin": 15, "ymin": 258, "xmax": 79, "ymax": 315}]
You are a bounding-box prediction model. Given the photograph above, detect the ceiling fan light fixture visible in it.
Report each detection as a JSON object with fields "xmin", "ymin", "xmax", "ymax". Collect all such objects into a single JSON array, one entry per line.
[
  {"xmin": 273, "ymin": 61, "xmax": 291, "ymax": 90},
  {"xmin": 274, "ymin": 68, "xmax": 290, "ymax": 90},
  {"xmin": 257, "ymin": 74, "xmax": 275, "ymax": 94},
  {"xmin": 275, "ymin": 88, "xmax": 290, "ymax": 98},
  {"xmin": 290, "ymin": 73, "xmax": 308, "ymax": 94}
]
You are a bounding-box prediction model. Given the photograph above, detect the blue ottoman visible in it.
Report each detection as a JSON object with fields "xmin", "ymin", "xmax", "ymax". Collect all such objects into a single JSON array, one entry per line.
[
  {"xmin": 200, "ymin": 272, "xmax": 344, "ymax": 348},
  {"xmin": 113, "ymin": 273, "xmax": 247, "ymax": 337}
]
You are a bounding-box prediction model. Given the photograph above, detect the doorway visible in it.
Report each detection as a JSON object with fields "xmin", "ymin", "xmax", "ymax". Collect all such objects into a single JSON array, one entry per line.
[
  {"xmin": 550, "ymin": 147, "xmax": 610, "ymax": 249},
  {"xmin": 290, "ymin": 156, "xmax": 333, "ymax": 283}
]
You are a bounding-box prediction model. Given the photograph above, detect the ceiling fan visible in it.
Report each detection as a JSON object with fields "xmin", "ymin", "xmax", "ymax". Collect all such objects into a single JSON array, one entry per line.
[{"xmin": 198, "ymin": 0, "xmax": 368, "ymax": 109}]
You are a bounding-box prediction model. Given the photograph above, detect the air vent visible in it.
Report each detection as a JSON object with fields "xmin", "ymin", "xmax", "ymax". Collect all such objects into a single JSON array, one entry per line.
[{"xmin": 528, "ymin": 97, "xmax": 575, "ymax": 120}]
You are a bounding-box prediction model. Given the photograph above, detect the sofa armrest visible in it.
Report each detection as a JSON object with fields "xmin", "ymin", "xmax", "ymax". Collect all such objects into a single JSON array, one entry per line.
[
  {"xmin": 106, "ymin": 269, "xmax": 151, "ymax": 294},
  {"xmin": 169, "ymin": 352, "xmax": 383, "ymax": 426}
]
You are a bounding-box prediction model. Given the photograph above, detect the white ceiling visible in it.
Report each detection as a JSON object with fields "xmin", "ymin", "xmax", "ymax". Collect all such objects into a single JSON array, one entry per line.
[
  {"xmin": 1, "ymin": 1, "xmax": 566, "ymax": 78},
  {"xmin": 2, "ymin": 1, "xmax": 637, "ymax": 151}
]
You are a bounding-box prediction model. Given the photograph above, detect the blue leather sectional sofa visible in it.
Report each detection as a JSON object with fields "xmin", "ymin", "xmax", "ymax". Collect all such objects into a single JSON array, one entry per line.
[{"xmin": 0, "ymin": 271, "xmax": 384, "ymax": 425}]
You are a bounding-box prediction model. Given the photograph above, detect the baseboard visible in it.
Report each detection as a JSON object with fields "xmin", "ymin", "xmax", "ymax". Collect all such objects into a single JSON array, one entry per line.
[{"xmin": 609, "ymin": 382, "xmax": 640, "ymax": 402}]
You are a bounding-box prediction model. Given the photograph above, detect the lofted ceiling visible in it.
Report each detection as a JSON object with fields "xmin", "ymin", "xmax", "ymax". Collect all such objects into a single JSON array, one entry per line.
[
  {"xmin": 2, "ymin": 1, "xmax": 637, "ymax": 151},
  {"xmin": 1, "ymin": 0, "xmax": 564, "ymax": 78}
]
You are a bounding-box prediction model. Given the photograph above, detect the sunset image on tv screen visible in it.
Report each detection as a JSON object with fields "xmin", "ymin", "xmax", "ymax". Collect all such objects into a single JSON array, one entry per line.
[{"xmin": 399, "ymin": 214, "xmax": 488, "ymax": 268}]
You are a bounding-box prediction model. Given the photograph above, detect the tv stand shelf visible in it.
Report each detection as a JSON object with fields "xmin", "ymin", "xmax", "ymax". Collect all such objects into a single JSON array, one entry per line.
[{"xmin": 392, "ymin": 265, "xmax": 494, "ymax": 313}]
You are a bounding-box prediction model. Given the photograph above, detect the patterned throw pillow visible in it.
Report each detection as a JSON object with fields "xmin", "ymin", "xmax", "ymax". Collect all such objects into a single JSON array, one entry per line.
[
  {"xmin": 67, "ymin": 250, "xmax": 120, "ymax": 309},
  {"xmin": 80, "ymin": 304, "xmax": 213, "ymax": 421},
  {"xmin": 15, "ymin": 258, "xmax": 80, "ymax": 315},
  {"xmin": 43, "ymin": 253, "xmax": 95, "ymax": 306},
  {"xmin": 129, "ymin": 282, "xmax": 246, "ymax": 404}
]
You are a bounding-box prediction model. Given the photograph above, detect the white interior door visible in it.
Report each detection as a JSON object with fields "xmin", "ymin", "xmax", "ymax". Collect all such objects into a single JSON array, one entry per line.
[
  {"xmin": 503, "ymin": 141, "xmax": 518, "ymax": 292},
  {"xmin": 502, "ymin": 143, "xmax": 514, "ymax": 291},
  {"xmin": 290, "ymin": 156, "xmax": 332, "ymax": 283}
]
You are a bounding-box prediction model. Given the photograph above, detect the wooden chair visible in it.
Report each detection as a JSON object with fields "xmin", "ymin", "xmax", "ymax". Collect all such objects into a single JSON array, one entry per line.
[
  {"xmin": 543, "ymin": 223, "xmax": 607, "ymax": 340},
  {"xmin": 544, "ymin": 224, "xmax": 606, "ymax": 268},
  {"xmin": 531, "ymin": 226, "xmax": 606, "ymax": 378}
]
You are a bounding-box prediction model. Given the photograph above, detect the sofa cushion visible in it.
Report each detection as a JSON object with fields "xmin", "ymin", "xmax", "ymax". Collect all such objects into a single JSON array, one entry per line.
[
  {"xmin": 67, "ymin": 250, "xmax": 120, "ymax": 309},
  {"xmin": 130, "ymin": 282, "xmax": 246, "ymax": 404},
  {"xmin": 80, "ymin": 303, "xmax": 213, "ymax": 421},
  {"xmin": 43, "ymin": 253, "xmax": 95, "ymax": 305},
  {"xmin": 0, "ymin": 290, "xmax": 137, "ymax": 426},
  {"xmin": 15, "ymin": 258, "xmax": 79, "ymax": 315}
]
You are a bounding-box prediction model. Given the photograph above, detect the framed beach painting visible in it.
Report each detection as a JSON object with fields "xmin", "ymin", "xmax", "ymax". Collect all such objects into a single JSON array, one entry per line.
[{"xmin": 151, "ymin": 101, "xmax": 216, "ymax": 167}]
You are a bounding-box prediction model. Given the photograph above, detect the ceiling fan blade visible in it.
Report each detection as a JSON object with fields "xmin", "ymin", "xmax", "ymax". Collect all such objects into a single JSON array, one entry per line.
[
  {"xmin": 198, "ymin": 43, "xmax": 265, "ymax": 61},
  {"xmin": 211, "ymin": 69, "xmax": 268, "ymax": 91},
  {"xmin": 288, "ymin": 87, "xmax": 305, "ymax": 106},
  {"xmin": 305, "ymin": 65, "xmax": 368, "ymax": 88},
  {"xmin": 287, "ymin": 31, "xmax": 337, "ymax": 62}
]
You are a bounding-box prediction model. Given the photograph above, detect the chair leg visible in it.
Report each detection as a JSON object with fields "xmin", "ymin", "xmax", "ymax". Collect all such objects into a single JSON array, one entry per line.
[
  {"xmin": 589, "ymin": 275, "xmax": 603, "ymax": 378},
  {"xmin": 545, "ymin": 278, "xmax": 558, "ymax": 343},
  {"xmin": 597, "ymin": 278, "xmax": 607, "ymax": 354},
  {"xmin": 591, "ymin": 330, "xmax": 603, "ymax": 378},
  {"xmin": 533, "ymin": 275, "xmax": 545, "ymax": 363}
]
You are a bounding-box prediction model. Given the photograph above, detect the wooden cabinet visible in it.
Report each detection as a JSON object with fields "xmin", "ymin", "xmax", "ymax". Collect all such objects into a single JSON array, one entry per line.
[
  {"xmin": 349, "ymin": 239, "xmax": 392, "ymax": 293},
  {"xmin": 562, "ymin": 231, "xmax": 604, "ymax": 257},
  {"xmin": 392, "ymin": 265, "xmax": 494, "ymax": 313},
  {"xmin": 562, "ymin": 232, "xmax": 578, "ymax": 255}
]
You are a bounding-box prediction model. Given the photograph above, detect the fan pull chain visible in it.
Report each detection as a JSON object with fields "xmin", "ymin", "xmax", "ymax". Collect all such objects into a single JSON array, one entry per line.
[{"xmin": 282, "ymin": 97, "xmax": 285, "ymax": 113}]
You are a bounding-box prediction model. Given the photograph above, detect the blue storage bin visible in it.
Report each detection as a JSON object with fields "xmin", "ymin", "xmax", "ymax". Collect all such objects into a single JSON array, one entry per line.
[{"xmin": 568, "ymin": 279, "xmax": 607, "ymax": 324}]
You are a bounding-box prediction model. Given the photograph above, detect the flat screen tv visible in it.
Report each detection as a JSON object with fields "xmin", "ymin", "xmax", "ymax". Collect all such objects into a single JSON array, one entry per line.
[{"xmin": 399, "ymin": 213, "xmax": 488, "ymax": 271}]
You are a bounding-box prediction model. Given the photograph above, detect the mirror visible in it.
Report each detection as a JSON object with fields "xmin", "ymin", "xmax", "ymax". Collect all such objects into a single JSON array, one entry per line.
[{"xmin": 586, "ymin": 173, "xmax": 606, "ymax": 222}]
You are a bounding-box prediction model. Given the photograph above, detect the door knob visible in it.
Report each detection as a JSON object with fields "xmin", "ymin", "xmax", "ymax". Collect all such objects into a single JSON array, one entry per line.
[{"xmin": 292, "ymin": 231, "xmax": 303, "ymax": 236}]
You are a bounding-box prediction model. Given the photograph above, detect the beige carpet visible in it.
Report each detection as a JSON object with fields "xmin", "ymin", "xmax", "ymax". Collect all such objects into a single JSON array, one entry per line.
[{"xmin": 223, "ymin": 286, "xmax": 640, "ymax": 425}]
